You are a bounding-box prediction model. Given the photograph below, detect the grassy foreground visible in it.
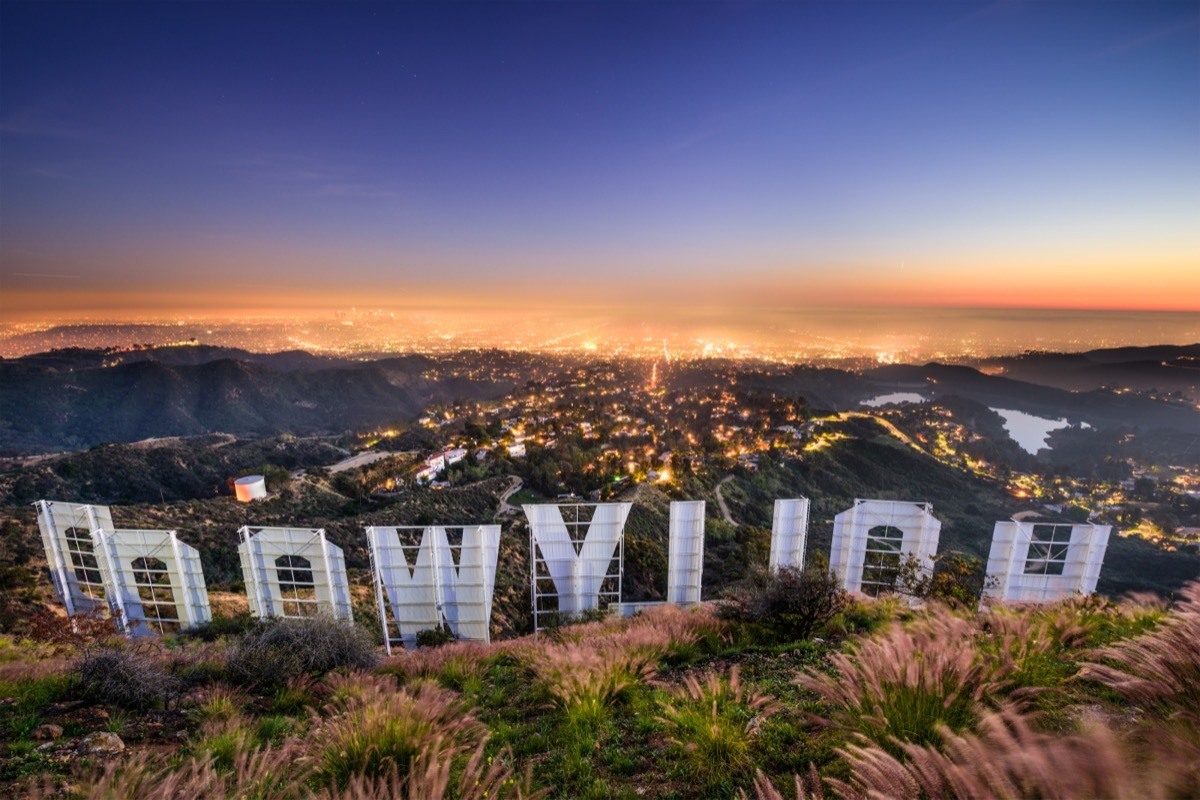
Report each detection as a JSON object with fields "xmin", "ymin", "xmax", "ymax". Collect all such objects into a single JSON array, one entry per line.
[{"xmin": 1, "ymin": 583, "xmax": 1197, "ymax": 799}]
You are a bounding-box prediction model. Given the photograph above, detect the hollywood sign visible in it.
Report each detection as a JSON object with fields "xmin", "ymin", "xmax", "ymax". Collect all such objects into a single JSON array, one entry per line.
[{"xmin": 36, "ymin": 496, "xmax": 1111, "ymax": 648}]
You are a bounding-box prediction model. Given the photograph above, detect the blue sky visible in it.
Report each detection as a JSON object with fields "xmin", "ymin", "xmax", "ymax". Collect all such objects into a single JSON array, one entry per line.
[{"xmin": 1, "ymin": 1, "xmax": 1197, "ymax": 316}]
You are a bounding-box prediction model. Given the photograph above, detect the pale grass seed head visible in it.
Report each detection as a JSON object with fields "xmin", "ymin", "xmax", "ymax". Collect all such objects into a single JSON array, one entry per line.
[
  {"xmin": 797, "ymin": 611, "xmax": 1010, "ymax": 753},
  {"xmin": 306, "ymin": 671, "xmax": 487, "ymax": 790},
  {"xmin": 829, "ymin": 707, "xmax": 1161, "ymax": 800},
  {"xmin": 657, "ymin": 666, "xmax": 784, "ymax": 786}
]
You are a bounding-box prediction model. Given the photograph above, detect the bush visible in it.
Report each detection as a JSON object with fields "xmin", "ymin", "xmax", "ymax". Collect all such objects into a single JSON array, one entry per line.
[
  {"xmin": 177, "ymin": 613, "xmax": 257, "ymax": 642},
  {"xmin": 226, "ymin": 616, "xmax": 378, "ymax": 689},
  {"xmin": 77, "ymin": 646, "xmax": 184, "ymax": 710},
  {"xmin": 414, "ymin": 625, "xmax": 456, "ymax": 649},
  {"xmin": 796, "ymin": 610, "xmax": 1009, "ymax": 757},
  {"xmin": 719, "ymin": 565, "xmax": 849, "ymax": 641},
  {"xmin": 895, "ymin": 551, "xmax": 990, "ymax": 607}
]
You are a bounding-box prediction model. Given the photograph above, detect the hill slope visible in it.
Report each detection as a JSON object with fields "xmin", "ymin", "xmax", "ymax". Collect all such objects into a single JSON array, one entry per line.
[{"xmin": 0, "ymin": 353, "xmax": 509, "ymax": 454}]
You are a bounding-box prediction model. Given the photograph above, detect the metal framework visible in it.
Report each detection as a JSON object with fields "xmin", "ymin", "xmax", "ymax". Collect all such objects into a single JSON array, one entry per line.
[
  {"xmin": 36, "ymin": 500, "xmax": 210, "ymax": 634},
  {"xmin": 769, "ymin": 498, "xmax": 810, "ymax": 571},
  {"xmin": 36, "ymin": 501, "xmax": 114, "ymax": 617},
  {"xmin": 666, "ymin": 500, "xmax": 705, "ymax": 605},
  {"xmin": 830, "ymin": 499, "xmax": 941, "ymax": 596},
  {"xmin": 526, "ymin": 502, "xmax": 630, "ymax": 634},
  {"xmin": 94, "ymin": 528, "xmax": 211, "ymax": 635},
  {"xmin": 983, "ymin": 520, "xmax": 1111, "ymax": 602},
  {"xmin": 238, "ymin": 526, "xmax": 352, "ymax": 620},
  {"xmin": 366, "ymin": 525, "xmax": 501, "ymax": 653}
]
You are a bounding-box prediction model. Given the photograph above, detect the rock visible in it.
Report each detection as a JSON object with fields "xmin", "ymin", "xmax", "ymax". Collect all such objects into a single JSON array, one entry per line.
[
  {"xmin": 32, "ymin": 723, "xmax": 64, "ymax": 741},
  {"xmin": 78, "ymin": 732, "xmax": 125, "ymax": 756},
  {"xmin": 36, "ymin": 742, "xmax": 58, "ymax": 753}
]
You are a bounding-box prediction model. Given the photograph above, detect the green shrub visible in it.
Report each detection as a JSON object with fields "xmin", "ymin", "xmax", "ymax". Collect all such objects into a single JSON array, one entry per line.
[
  {"xmin": 226, "ymin": 616, "xmax": 378, "ymax": 689},
  {"xmin": 896, "ymin": 552, "xmax": 990, "ymax": 607},
  {"xmin": 194, "ymin": 721, "xmax": 254, "ymax": 772},
  {"xmin": 309, "ymin": 674, "xmax": 486, "ymax": 789},
  {"xmin": 414, "ymin": 625, "xmax": 456, "ymax": 649},
  {"xmin": 719, "ymin": 565, "xmax": 849, "ymax": 641},
  {"xmin": 797, "ymin": 611, "xmax": 1007, "ymax": 757},
  {"xmin": 256, "ymin": 714, "xmax": 294, "ymax": 744},
  {"xmin": 177, "ymin": 613, "xmax": 257, "ymax": 642}
]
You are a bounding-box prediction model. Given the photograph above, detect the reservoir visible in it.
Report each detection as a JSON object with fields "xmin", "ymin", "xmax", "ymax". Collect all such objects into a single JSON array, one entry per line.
[
  {"xmin": 862, "ymin": 392, "xmax": 927, "ymax": 407},
  {"xmin": 991, "ymin": 408, "xmax": 1080, "ymax": 454}
]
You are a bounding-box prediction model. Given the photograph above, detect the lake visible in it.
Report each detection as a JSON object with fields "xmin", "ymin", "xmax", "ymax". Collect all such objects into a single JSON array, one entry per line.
[
  {"xmin": 991, "ymin": 407, "xmax": 1086, "ymax": 454},
  {"xmin": 862, "ymin": 392, "xmax": 927, "ymax": 407}
]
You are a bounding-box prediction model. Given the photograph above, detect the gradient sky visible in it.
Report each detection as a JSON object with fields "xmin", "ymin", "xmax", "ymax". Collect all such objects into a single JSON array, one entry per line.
[{"xmin": 1, "ymin": 0, "xmax": 1197, "ymax": 319}]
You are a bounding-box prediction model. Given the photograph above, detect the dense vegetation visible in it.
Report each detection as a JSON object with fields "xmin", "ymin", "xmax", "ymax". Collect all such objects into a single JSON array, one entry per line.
[{"xmin": 1, "ymin": 579, "xmax": 1196, "ymax": 798}]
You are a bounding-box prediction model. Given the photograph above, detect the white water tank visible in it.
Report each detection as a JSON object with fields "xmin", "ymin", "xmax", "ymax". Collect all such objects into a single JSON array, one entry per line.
[{"xmin": 234, "ymin": 475, "xmax": 268, "ymax": 503}]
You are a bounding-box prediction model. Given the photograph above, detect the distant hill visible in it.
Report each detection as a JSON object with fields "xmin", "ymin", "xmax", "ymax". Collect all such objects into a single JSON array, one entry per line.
[
  {"xmin": 975, "ymin": 344, "xmax": 1200, "ymax": 400},
  {"xmin": 717, "ymin": 417, "xmax": 1200, "ymax": 597},
  {"xmin": 0, "ymin": 349, "xmax": 510, "ymax": 454},
  {"xmin": 862, "ymin": 362, "xmax": 1199, "ymax": 431}
]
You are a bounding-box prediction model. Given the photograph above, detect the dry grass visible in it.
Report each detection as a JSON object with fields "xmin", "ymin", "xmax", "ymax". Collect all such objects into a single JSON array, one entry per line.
[
  {"xmin": 741, "ymin": 767, "xmax": 825, "ymax": 800},
  {"xmin": 1080, "ymin": 580, "xmax": 1200, "ymax": 796},
  {"xmin": 29, "ymin": 745, "xmax": 307, "ymax": 799},
  {"xmin": 310, "ymin": 742, "xmax": 547, "ymax": 800},
  {"xmin": 828, "ymin": 708, "xmax": 1157, "ymax": 800},
  {"xmin": 1081, "ymin": 581, "xmax": 1200, "ymax": 711},
  {"xmin": 658, "ymin": 666, "xmax": 784, "ymax": 786},
  {"xmin": 378, "ymin": 639, "xmax": 495, "ymax": 693},
  {"xmin": 796, "ymin": 609, "xmax": 1011, "ymax": 754},
  {"xmin": 0, "ymin": 657, "xmax": 71, "ymax": 683},
  {"xmin": 191, "ymin": 683, "xmax": 249, "ymax": 725},
  {"xmin": 306, "ymin": 671, "xmax": 488, "ymax": 790}
]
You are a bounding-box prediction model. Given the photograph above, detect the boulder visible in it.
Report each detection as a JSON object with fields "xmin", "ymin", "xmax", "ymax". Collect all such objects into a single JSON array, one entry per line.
[
  {"xmin": 78, "ymin": 732, "xmax": 125, "ymax": 756},
  {"xmin": 32, "ymin": 723, "xmax": 64, "ymax": 741}
]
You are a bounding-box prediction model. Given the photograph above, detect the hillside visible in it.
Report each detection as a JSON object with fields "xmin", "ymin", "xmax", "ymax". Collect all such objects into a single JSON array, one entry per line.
[
  {"xmin": 4, "ymin": 413, "xmax": 1196, "ymax": 646},
  {"xmin": 0, "ymin": 351, "xmax": 510, "ymax": 454},
  {"xmin": 1, "ymin": 578, "xmax": 1196, "ymax": 798},
  {"xmin": 863, "ymin": 362, "xmax": 1199, "ymax": 431},
  {"xmin": 976, "ymin": 344, "xmax": 1200, "ymax": 400}
]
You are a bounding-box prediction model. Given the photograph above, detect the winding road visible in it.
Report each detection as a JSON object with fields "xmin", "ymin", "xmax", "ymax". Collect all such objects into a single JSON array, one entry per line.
[
  {"xmin": 715, "ymin": 475, "xmax": 737, "ymax": 525},
  {"xmin": 496, "ymin": 475, "xmax": 524, "ymax": 517}
]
